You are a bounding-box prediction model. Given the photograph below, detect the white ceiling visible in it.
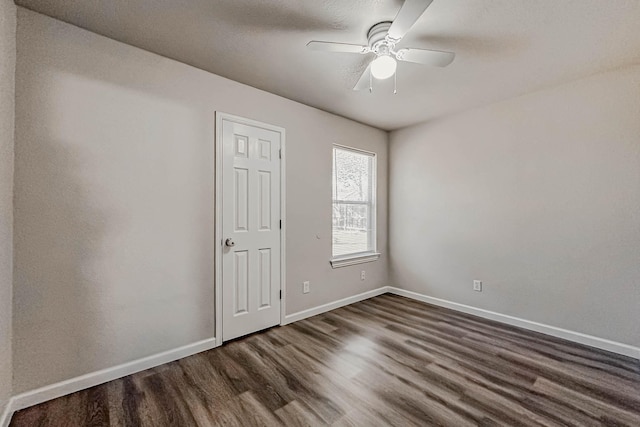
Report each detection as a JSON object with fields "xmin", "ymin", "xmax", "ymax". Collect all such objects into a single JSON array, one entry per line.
[{"xmin": 15, "ymin": 0, "xmax": 640, "ymax": 130}]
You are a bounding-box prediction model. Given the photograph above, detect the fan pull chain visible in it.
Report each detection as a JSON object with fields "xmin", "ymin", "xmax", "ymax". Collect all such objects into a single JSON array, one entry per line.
[
  {"xmin": 394, "ymin": 71, "xmax": 397, "ymax": 94},
  {"xmin": 369, "ymin": 69, "xmax": 373, "ymax": 93}
]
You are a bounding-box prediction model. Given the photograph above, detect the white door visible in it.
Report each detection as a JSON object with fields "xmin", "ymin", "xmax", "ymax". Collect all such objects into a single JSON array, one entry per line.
[{"xmin": 220, "ymin": 115, "xmax": 282, "ymax": 341}]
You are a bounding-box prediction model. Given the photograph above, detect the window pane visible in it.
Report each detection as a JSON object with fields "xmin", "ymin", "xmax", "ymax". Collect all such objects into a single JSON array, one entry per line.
[
  {"xmin": 332, "ymin": 202, "xmax": 371, "ymax": 256},
  {"xmin": 333, "ymin": 148, "xmax": 370, "ymax": 202},
  {"xmin": 332, "ymin": 146, "xmax": 376, "ymax": 258}
]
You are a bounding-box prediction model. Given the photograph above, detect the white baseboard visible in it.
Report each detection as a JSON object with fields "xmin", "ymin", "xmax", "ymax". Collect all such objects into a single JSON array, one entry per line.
[
  {"xmin": 10, "ymin": 337, "xmax": 218, "ymax": 414},
  {"xmin": 282, "ymin": 287, "xmax": 388, "ymax": 325},
  {"xmin": 387, "ymin": 287, "xmax": 640, "ymax": 360},
  {"xmin": 0, "ymin": 399, "xmax": 15, "ymax": 427}
]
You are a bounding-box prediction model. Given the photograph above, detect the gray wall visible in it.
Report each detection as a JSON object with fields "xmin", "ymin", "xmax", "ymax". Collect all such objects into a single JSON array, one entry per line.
[
  {"xmin": 0, "ymin": 0, "xmax": 16, "ymax": 415},
  {"xmin": 13, "ymin": 9, "xmax": 388, "ymax": 394},
  {"xmin": 390, "ymin": 65, "xmax": 640, "ymax": 347}
]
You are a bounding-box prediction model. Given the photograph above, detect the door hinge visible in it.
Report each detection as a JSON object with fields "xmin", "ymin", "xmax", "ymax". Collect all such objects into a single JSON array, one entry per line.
[
  {"xmin": 279, "ymin": 149, "xmax": 282, "ymax": 159},
  {"xmin": 279, "ymin": 220, "xmax": 282, "ymax": 229},
  {"xmin": 279, "ymin": 290, "xmax": 282, "ymax": 300}
]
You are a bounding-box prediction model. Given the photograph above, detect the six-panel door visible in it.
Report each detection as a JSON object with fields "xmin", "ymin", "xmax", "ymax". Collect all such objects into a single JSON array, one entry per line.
[{"xmin": 221, "ymin": 119, "xmax": 281, "ymax": 341}]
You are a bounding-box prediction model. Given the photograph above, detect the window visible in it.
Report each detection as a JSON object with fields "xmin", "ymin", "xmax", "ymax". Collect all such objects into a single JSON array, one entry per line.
[{"xmin": 331, "ymin": 145, "xmax": 380, "ymax": 268}]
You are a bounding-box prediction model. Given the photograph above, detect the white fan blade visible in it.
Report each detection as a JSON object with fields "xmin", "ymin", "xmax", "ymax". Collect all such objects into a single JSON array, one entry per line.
[
  {"xmin": 387, "ymin": 0, "xmax": 434, "ymax": 42},
  {"xmin": 307, "ymin": 41, "xmax": 369, "ymax": 54},
  {"xmin": 353, "ymin": 64, "xmax": 372, "ymax": 91},
  {"xmin": 396, "ymin": 48, "xmax": 455, "ymax": 67}
]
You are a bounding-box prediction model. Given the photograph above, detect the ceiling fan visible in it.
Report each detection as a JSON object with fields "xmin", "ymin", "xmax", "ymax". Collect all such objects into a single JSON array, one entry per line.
[{"xmin": 306, "ymin": 0, "xmax": 455, "ymax": 92}]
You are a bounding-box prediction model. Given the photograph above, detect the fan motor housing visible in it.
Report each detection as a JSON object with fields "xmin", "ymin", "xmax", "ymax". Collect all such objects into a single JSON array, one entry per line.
[{"xmin": 367, "ymin": 21, "xmax": 393, "ymax": 53}]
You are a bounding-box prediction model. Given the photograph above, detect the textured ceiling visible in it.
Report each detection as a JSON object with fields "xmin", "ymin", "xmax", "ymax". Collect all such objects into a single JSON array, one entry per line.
[{"xmin": 15, "ymin": 0, "xmax": 640, "ymax": 130}]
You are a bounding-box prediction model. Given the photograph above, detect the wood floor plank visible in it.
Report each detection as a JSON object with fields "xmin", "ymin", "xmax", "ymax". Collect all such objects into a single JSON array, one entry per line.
[
  {"xmin": 532, "ymin": 377, "xmax": 640, "ymax": 426},
  {"xmin": 274, "ymin": 400, "xmax": 325, "ymax": 426},
  {"xmin": 10, "ymin": 294, "xmax": 640, "ymax": 426}
]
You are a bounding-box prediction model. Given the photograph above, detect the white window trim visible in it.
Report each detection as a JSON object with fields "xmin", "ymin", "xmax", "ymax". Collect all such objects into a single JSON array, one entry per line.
[
  {"xmin": 330, "ymin": 251, "xmax": 381, "ymax": 269},
  {"xmin": 330, "ymin": 144, "xmax": 379, "ymax": 268}
]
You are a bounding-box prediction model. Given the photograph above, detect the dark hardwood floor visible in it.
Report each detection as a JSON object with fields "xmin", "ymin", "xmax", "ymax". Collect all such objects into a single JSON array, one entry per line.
[{"xmin": 10, "ymin": 294, "xmax": 640, "ymax": 426}]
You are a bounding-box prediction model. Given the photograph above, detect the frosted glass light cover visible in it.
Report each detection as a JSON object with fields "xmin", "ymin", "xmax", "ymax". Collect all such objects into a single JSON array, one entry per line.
[{"xmin": 370, "ymin": 55, "xmax": 397, "ymax": 80}]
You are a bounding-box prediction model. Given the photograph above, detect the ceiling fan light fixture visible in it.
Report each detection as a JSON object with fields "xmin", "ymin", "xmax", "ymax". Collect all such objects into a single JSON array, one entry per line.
[
  {"xmin": 306, "ymin": 1, "xmax": 455, "ymax": 91},
  {"xmin": 370, "ymin": 54, "xmax": 397, "ymax": 80}
]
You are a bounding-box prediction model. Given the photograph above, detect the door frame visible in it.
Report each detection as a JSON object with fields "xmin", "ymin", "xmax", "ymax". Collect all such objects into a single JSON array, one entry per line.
[{"xmin": 214, "ymin": 112, "xmax": 286, "ymax": 345}]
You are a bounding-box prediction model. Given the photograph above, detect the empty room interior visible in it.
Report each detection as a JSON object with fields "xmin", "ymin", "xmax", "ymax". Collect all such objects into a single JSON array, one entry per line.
[{"xmin": 0, "ymin": 0, "xmax": 639, "ymax": 425}]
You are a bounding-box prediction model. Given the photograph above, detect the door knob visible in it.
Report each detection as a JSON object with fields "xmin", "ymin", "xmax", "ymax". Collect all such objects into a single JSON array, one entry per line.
[{"xmin": 225, "ymin": 238, "xmax": 235, "ymax": 247}]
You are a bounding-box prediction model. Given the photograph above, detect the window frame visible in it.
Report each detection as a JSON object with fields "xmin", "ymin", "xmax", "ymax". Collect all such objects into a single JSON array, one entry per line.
[{"xmin": 330, "ymin": 144, "xmax": 380, "ymax": 268}]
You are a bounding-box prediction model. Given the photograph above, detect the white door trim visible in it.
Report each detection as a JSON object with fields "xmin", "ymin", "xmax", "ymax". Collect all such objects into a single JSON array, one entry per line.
[{"xmin": 214, "ymin": 112, "xmax": 286, "ymax": 344}]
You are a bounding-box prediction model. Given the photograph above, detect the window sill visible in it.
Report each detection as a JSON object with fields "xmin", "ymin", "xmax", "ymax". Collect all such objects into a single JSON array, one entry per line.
[{"xmin": 330, "ymin": 252, "xmax": 381, "ymax": 269}]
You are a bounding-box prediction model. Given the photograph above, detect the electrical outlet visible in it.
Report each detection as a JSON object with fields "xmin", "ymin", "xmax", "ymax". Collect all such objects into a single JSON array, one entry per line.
[
  {"xmin": 303, "ymin": 281, "xmax": 310, "ymax": 294},
  {"xmin": 473, "ymin": 280, "xmax": 482, "ymax": 292},
  {"xmin": 361, "ymin": 270, "xmax": 366, "ymax": 281}
]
